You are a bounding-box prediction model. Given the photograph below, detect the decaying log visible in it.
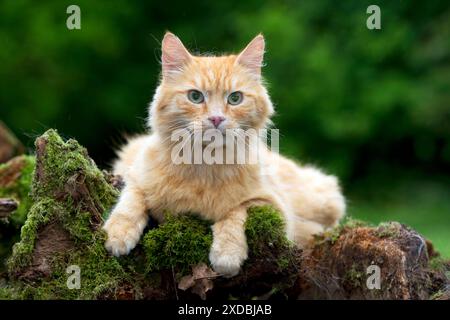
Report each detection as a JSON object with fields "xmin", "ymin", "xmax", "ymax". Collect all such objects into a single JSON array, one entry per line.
[
  {"xmin": 0, "ymin": 121, "xmax": 24, "ymax": 164},
  {"xmin": 0, "ymin": 129, "xmax": 448, "ymax": 300},
  {"xmin": 0, "ymin": 155, "xmax": 35, "ymax": 226},
  {"xmin": 297, "ymin": 222, "xmax": 435, "ymax": 299}
]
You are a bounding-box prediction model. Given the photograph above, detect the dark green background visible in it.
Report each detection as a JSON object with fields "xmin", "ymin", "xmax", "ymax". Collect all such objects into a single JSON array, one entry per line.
[{"xmin": 0, "ymin": 0, "xmax": 449, "ymax": 255}]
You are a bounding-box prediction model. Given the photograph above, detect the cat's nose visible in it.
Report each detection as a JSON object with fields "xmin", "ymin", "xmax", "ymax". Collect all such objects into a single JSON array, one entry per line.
[{"xmin": 208, "ymin": 116, "xmax": 226, "ymax": 128}]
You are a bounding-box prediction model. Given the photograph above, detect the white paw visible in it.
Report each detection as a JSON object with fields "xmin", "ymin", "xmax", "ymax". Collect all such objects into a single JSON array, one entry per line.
[
  {"xmin": 209, "ymin": 246, "xmax": 247, "ymax": 278},
  {"xmin": 103, "ymin": 214, "xmax": 144, "ymax": 257}
]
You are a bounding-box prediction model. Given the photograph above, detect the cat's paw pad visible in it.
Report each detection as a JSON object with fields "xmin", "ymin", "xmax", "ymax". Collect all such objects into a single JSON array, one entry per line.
[
  {"xmin": 103, "ymin": 215, "xmax": 142, "ymax": 257},
  {"xmin": 209, "ymin": 248, "xmax": 247, "ymax": 278},
  {"xmin": 104, "ymin": 237, "xmax": 137, "ymax": 256}
]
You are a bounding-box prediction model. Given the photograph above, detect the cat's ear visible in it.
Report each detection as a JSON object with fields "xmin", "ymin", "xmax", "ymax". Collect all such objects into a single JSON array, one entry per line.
[
  {"xmin": 236, "ymin": 34, "xmax": 265, "ymax": 76},
  {"xmin": 161, "ymin": 32, "xmax": 191, "ymax": 78}
]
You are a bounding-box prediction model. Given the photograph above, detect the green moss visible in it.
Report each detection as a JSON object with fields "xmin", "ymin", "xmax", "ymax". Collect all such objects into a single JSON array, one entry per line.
[
  {"xmin": 430, "ymin": 290, "xmax": 444, "ymax": 300},
  {"xmin": 143, "ymin": 214, "xmax": 213, "ymax": 273},
  {"xmin": 245, "ymin": 206, "xmax": 296, "ymax": 286},
  {"xmin": 142, "ymin": 205, "xmax": 293, "ymax": 274},
  {"xmin": 0, "ymin": 155, "xmax": 35, "ymax": 226},
  {"xmin": 376, "ymin": 222, "xmax": 402, "ymax": 238},
  {"xmin": 320, "ymin": 217, "xmax": 368, "ymax": 244},
  {"xmin": 32, "ymin": 238, "xmax": 128, "ymax": 299},
  {"xmin": 2, "ymin": 130, "xmax": 297, "ymax": 298},
  {"xmin": 3, "ymin": 130, "xmax": 129, "ymax": 299},
  {"xmin": 322, "ymin": 219, "xmax": 402, "ymax": 242},
  {"xmin": 7, "ymin": 198, "xmax": 62, "ymax": 272},
  {"xmin": 429, "ymin": 256, "xmax": 450, "ymax": 281},
  {"xmin": 0, "ymin": 155, "xmax": 35, "ymax": 270},
  {"xmin": 245, "ymin": 205, "xmax": 291, "ymax": 256},
  {"xmin": 2, "ymin": 229, "xmax": 134, "ymax": 300},
  {"xmin": 2, "ymin": 258, "xmax": 128, "ymax": 299},
  {"xmin": 8, "ymin": 130, "xmax": 118, "ymax": 266},
  {"xmin": 0, "ymin": 284, "xmax": 18, "ymax": 300},
  {"xmin": 344, "ymin": 264, "xmax": 365, "ymax": 288},
  {"xmin": 30, "ymin": 130, "xmax": 118, "ymax": 208}
]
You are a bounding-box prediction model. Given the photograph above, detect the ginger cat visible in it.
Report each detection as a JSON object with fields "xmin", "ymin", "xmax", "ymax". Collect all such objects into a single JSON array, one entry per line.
[{"xmin": 103, "ymin": 32, "xmax": 345, "ymax": 276}]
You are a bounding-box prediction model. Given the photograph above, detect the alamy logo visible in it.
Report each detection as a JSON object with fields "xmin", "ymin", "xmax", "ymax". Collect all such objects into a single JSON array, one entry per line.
[
  {"xmin": 366, "ymin": 264, "xmax": 381, "ymax": 290},
  {"xmin": 66, "ymin": 265, "xmax": 81, "ymax": 289},
  {"xmin": 170, "ymin": 128, "xmax": 279, "ymax": 168},
  {"xmin": 66, "ymin": 5, "xmax": 81, "ymax": 30},
  {"xmin": 366, "ymin": 5, "xmax": 381, "ymax": 30}
]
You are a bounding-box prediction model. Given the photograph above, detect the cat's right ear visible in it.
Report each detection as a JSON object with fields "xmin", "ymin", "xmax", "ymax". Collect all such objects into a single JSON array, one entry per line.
[
  {"xmin": 161, "ymin": 32, "xmax": 191, "ymax": 78},
  {"xmin": 236, "ymin": 34, "xmax": 265, "ymax": 77}
]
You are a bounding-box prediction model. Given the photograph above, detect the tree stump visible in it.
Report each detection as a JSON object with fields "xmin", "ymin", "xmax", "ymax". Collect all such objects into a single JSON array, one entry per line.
[{"xmin": 0, "ymin": 129, "xmax": 448, "ymax": 300}]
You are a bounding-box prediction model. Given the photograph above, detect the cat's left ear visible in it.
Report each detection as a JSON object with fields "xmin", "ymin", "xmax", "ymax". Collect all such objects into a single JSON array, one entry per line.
[{"xmin": 236, "ymin": 34, "xmax": 265, "ymax": 77}]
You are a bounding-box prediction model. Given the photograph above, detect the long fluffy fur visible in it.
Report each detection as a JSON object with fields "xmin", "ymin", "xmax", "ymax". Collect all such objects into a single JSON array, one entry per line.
[{"xmin": 103, "ymin": 33, "xmax": 345, "ymax": 276}]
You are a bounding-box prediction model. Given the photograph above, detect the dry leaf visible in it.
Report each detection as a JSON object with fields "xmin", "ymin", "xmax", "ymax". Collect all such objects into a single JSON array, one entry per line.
[
  {"xmin": 177, "ymin": 263, "xmax": 218, "ymax": 300},
  {"xmin": 178, "ymin": 274, "xmax": 195, "ymax": 290}
]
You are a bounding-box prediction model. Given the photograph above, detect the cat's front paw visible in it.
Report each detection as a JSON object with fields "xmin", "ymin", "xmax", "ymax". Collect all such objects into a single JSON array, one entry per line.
[
  {"xmin": 209, "ymin": 245, "xmax": 247, "ymax": 277},
  {"xmin": 103, "ymin": 213, "xmax": 144, "ymax": 257}
]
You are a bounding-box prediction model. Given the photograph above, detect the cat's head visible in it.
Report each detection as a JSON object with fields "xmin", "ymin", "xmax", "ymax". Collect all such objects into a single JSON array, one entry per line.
[{"xmin": 149, "ymin": 32, "xmax": 274, "ymax": 141}]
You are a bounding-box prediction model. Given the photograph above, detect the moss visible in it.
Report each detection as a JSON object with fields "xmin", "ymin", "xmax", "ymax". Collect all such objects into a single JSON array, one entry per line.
[
  {"xmin": 31, "ymin": 130, "xmax": 118, "ymax": 209},
  {"xmin": 320, "ymin": 217, "xmax": 368, "ymax": 244},
  {"xmin": 7, "ymin": 129, "xmax": 119, "ymax": 268},
  {"xmin": 320, "ymin": 220, "xmax": 405, "ymax": 245},
  {"xmin": 344, "ymin": 264, "xmax": 366, "ymax": 288},
  {"xmin": 7, "ymin": 198, "xmax": 62, "ymax": 272},
  {"xmin": 2, "ymin": 232, "xmax": 135, "ymax": 300},
  {"xmin": 31, "ymin": 237, "xmax": 128, "ymax": 299},
  {"xmin": 376, "ymin": 222, "xmax": 401, "ymax": 238},
  {"xmin": 0, "ymin": 284, "xmax": 18, "ymax": 300},
  {"xmin": 142, "ymin": 205, "xmax": 293, "ymax": 276},
  {"xmin": 0, "ymin": 155, "xmax": 35, "ymax": 270},
  {"xmin": 3, "ymin": 130, "xmax": 130, "ymax": 299},
  {"xmin": 245, "ymin": 206, "xmax": 296, "ymax": 271},
  {"xmin": 2, "ymin": 131, "xmax": 294, "ymax": 299},
  {"xmin": 245, "ymin": 205, "xmax": 291, "ymax": 256},
  {"xmin": 0, "ymin": 155, "xmax": 35, "ymax": 226},
  {"xmin": 430, "ymin": 290, "xmax": 444, "ymax": 300},
  {"xmin": 143, "ymin": 214, "xmax": 213, "ymax": 273},
  {"xmin": 429, "ymin": 256, "xmax": 447, "ymax": 272}
]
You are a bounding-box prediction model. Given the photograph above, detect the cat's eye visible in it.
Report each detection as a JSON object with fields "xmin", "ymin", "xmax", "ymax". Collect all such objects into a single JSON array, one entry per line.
[
  {"xmin": 187, "ymin": 90, "xmax": 204, "ymax": 104},
  {"xmin": 227, "ymin": 91, "xmax": 243, "ymax": 105}
]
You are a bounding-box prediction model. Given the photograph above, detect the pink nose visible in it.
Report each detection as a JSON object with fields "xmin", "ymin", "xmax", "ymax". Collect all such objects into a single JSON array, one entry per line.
[{"xmin": 208, "ymin": 116, "xmax": 226, "ymax": 128}]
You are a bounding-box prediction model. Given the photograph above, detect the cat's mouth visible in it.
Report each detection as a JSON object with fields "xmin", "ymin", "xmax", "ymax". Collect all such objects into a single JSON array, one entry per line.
[{"xmin": 168, "ymin": 125, "xmax": 252, "ymax": 149}]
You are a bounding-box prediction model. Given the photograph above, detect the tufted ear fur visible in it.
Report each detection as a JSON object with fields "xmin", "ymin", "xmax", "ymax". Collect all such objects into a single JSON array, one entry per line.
[
  {"xmin": 161, "ymin": 32, "xmax": 192, "ymax": 78},
  {"xmin": 236, "ymin": 34, "xmax": 265, "ymax": 76}
]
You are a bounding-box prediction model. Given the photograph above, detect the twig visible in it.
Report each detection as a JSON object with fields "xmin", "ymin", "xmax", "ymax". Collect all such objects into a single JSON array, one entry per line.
[{"xmin": 171, "ymin": 265, "xmax": 179, "ymax": 300}]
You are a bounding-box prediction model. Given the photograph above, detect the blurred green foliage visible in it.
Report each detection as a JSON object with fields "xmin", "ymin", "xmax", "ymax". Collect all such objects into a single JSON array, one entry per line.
[{"xmin": 0, "ymin": 1, "xmax": 448, "ymax": 252}]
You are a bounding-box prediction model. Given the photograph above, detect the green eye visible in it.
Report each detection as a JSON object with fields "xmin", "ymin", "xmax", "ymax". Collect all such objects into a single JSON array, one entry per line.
[
  {"xmin": 227, "ymin": 91, "xmax": 243, "ymax": 105},
  {"xmin": 187, "ymin": 90, "xmax": 204, "ymax": 104}
]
